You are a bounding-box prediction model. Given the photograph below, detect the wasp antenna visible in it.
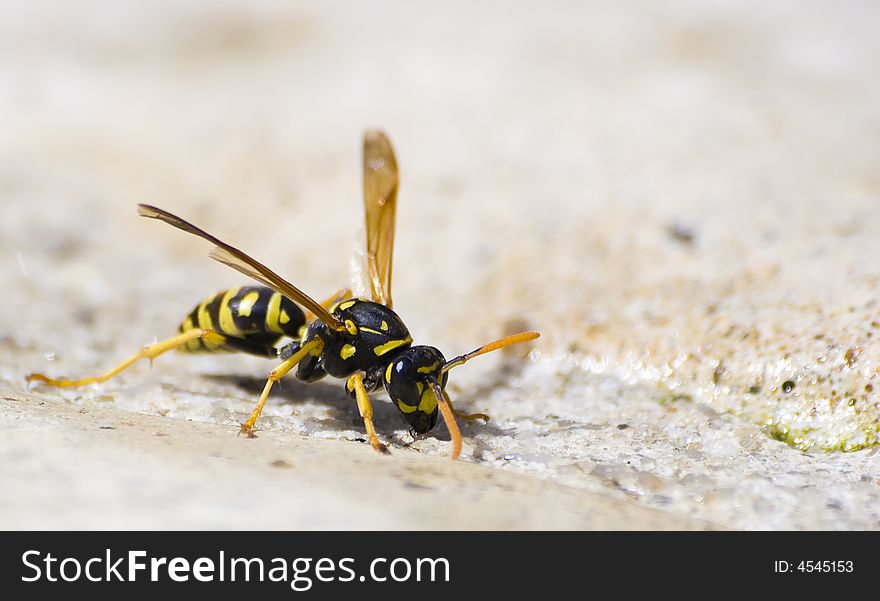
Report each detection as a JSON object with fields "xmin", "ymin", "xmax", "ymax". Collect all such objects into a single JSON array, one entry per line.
[
  {"xmin": 429, "ymin": 379, "xmax": 461, "ymax": 460},
  {"xmin": 440, "ymin": 331, "xmax": 539, "ymax": 374}
]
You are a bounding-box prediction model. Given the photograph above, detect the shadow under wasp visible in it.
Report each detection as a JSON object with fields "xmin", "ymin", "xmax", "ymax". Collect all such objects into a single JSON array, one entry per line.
[{"xmin": 27, "ymin": 131, "xmax": 539, "ymax": 459}]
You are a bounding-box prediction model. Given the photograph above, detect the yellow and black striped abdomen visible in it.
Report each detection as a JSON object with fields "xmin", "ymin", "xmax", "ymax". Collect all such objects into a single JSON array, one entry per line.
[{"xmin": 178, "ymin": 286, "xmax": 307, "ymax": 354}]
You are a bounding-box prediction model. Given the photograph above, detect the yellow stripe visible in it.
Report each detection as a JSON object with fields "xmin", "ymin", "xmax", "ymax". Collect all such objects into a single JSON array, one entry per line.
[
  {"xmin": 344, "ymin": 319, "xmax": 358, "ymax": 335},
  {"xmin": 198, "ymin": 294, "xmax": 224, "ymax": 350},
  {"xmin": 360, "ymin": 327, "xmax": 382, "ymax": 335},
  {"xmin": 385, "ymin": 362, "xmax": 394, "ymax": 383},
  {"xmin": 266, "ymin": 292, "xmax": 284, "ymax": 334},
  {"xmin": 418, "ymin": 388, "xmax": 439, "ymax": 414},
  {"xmin": 417, "ymin": 361, "xmax": 440, "ymax": 374},
  {"xmin": 341, "ymin": 344, "xmax": 357, "ymax": 360},
  {"xmin": 373, "ymin": 336, "xmax": 412, "ymax": 356},
  {"xmin": 196, "ymin": 295, "xmax": 215, "ymax": 331},
  {"xmin": 237, "ymin": 290, "xmax": 260, "ymax": 317},
  {"xmin": 397, "ymin": 400, "xmax": 417, "ymax": 414},
  {"xmin": 338, "ymin": 300, "xmax": 356, "ymax": 311},
  {"xmin": 203, "ymin": 337, "xmax": 222, "ymax": 351},
  {"xmin": 380, "ymin": 321, "xmax": 389, "ymax": 332},
  {"xmin": 203, "ymin": 331, "xmax": 226, "ymax": 351},
  {"xmin": 218, "ymin": 288, "xmax": 242, "ymax": 336}
]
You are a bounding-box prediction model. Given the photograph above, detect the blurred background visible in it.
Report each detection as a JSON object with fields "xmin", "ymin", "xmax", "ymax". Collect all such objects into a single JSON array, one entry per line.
[{"xmin": 1, "ymin": 0, "xmax": 879, "ymax": 529}]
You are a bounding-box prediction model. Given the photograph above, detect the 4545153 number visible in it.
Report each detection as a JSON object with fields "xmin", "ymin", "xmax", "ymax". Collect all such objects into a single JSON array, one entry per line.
[{"xmin": 774, "ymin": 560, "xmax": 853, "ymax": 573}]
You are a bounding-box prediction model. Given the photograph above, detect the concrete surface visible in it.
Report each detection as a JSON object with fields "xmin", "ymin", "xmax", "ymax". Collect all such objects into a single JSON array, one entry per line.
[
  {"xmin": 1, "ymin": 0, "xmax": 879, "ymax": 529},
  {"xmin": 0, "ymin": 393, "xmax": 712, "ymax": 529}
]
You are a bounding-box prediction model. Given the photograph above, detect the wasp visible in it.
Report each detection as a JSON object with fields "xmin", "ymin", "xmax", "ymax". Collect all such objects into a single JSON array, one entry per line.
[{"xmin": 27, "ymin": 131, "xmax": 539, "ymax": 459}]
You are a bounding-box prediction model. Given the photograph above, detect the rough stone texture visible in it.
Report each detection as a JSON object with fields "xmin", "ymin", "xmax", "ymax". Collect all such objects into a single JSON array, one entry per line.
[
  {"xmin": 0, "ymin": 395, "xmax": 712, "ymax": 530},
  {"xmin": 1, "ymin": 1, "xmax": 879, "ymax": 529}
]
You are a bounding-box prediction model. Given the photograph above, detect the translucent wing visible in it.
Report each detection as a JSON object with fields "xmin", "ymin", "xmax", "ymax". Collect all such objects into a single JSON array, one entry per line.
[
  {"xmin": 137, "ymin": 204, "xmax": 344, "ymax": 331},
  {"xmin": 347, "ymin": 228, "xmax": 369, "ymax": 299},
  {"xmin": 363, "ymin": 130, "xmax": 399, "ymax": 308}
]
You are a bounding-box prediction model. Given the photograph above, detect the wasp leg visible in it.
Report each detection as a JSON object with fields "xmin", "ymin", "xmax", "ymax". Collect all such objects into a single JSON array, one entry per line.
[
  {"xmin": 347, "ymin": 373, "xmax": 389, "ymax": 454},
  {"xmin": 445, "ymin": 394, "xmax": 490, "ymax": 423},
  {"xmin": 26, "ymin": 329, "xmax": 227, "ymax": 388},
  {"xmin": 302, "ymin": 288, "xmax": 353, "ymax": 322},
  {"xmin": 322, "ymin": 288, "xmax": 353, "ymax": 308},
  {"xmin": 287, "ymin": 340, "xmax": 327, "ymax": 382},
  {"xmin": 240, "ymin": 338, "xmax": 324, "ymax": 436}
]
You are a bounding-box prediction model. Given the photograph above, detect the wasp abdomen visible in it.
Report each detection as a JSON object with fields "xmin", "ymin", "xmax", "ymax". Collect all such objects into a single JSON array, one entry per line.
[{"xmin": 178, "ymin": 285, "xmax": 306, "ymax": 354}]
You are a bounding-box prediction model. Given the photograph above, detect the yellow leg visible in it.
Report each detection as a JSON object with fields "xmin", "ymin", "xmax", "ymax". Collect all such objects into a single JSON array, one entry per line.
[
  {"xmin": 240, "ymin": 338, "xmax": 323, "ymax": 436},
  {"xmin": 26, "ymin": 329, "xmax": 227, "ymax": 388},
  {"xmin": 303, "ymin": 288, "xmax": 353, "ymax": 322},
  {"xmin": 432, "ymin": 386, "xmax": 462, "ymax": 460},
  {"xmin": 444, "ymin": 393, "xmax": 490, "ymax": 423},
  {"xmin": 347, "ymin": 373, "xmax": 389, "ymax": 454},
  {"xmin": 323, "ymin": 288, "xmax": 353, "ymax": 308}
]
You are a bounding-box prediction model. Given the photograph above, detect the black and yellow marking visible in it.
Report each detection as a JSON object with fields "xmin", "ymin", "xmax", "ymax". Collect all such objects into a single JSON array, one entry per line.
[
  {"xmin": 373, "ymin": 336, "xmax": 412, "ymax": 357},
  {"xmin": 344, "ymin": 319, "xmax": 358, "ymax": 335},
  {"xmin": 314, "ymin": 298, "xmax": 413, "ymax": 379},
  {"xmin": 28, "ymin": 132, "xmax": 541, "ymax": 461},
  {"xmin": 179, "ymin": 286, "xmax": 306, "ymax": 355}
]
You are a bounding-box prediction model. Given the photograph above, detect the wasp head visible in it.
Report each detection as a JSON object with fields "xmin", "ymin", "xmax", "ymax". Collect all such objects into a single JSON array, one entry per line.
[{"xmin": 383, "ymin": 345, "xmax": 448, "ymax": 433}]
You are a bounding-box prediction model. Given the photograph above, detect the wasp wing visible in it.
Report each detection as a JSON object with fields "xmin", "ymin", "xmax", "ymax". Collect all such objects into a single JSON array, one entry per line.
[
  {"xmin": 138, "ymin": 204, "xmax": 344, "ymax": 331},
  {"xmin": 362, "ymin": 130, "xmax": 399, "ymax": 308}
]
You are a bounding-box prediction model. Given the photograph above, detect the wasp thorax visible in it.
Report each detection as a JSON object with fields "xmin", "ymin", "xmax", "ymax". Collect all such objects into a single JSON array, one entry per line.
[
  {"xmin": 311, "ymin": 298, "xmax": 412, "ymax": 378},
  {"xmin": 383, "ymin": 345, "xmax": 449, "ymax": 433}
]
